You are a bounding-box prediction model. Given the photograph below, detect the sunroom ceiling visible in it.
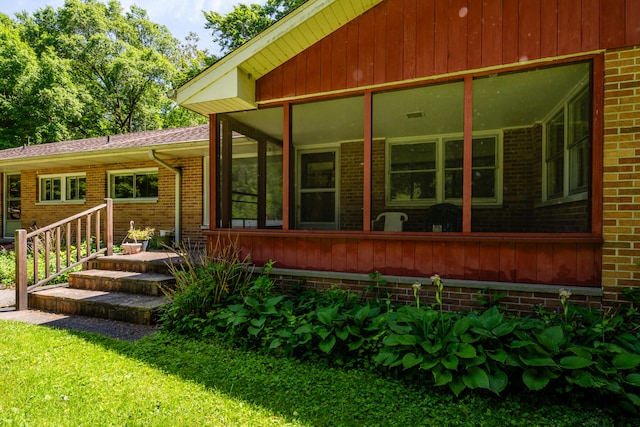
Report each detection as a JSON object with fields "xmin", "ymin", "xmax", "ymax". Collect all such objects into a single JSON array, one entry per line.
[{"xmin": 228, "ymin": 62, "xmax": 589, "ymax": 146}]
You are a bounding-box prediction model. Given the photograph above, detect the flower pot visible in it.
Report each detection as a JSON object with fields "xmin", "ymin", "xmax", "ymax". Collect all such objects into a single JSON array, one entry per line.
[{"xmin": 122, "ymin": 242, "xmax": 142, "ymax": 255}]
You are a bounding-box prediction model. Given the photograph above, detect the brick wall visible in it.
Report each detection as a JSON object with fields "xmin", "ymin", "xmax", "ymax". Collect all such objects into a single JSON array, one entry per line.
[
  {"xmin": 602, "ymin": 46, "xmax": 640, "ymax": 307},
  {"xmin": 339, "ymin": 141, "xmax": 364, "ymax": 230},
  {"xmin": 269, "ymin": 269, "xmax": 601, "ymax": 317},
  {"xmin": 474, "ymin": 126, "xmax": 589, "ymax": 233},
  {"xmin": 18, "ymin": 157, "xmax": 205, "ymax": 246},
  {"xmin": 473, "ymin": 127, "xmax": 538, "ymax": 232}
]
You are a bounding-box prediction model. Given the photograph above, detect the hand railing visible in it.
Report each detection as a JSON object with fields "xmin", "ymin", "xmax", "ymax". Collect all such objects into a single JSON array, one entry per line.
[{"xmin": 14, "ymin": 198, "xmax": 113, "ymax": 310}]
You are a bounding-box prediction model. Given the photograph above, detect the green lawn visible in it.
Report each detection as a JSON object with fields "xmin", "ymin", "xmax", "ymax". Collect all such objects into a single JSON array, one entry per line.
[{"xmin": 0, "ymin": 321, "xmax": 628, "ymax": 426}]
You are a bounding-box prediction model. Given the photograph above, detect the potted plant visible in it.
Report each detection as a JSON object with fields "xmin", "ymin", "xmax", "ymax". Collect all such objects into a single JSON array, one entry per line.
[{"xmin": 122, "ymin": 221, "xmax": 155, "ymax": 254}]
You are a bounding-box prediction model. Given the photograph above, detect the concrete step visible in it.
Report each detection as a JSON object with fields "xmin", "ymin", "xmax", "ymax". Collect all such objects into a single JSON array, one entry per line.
[
  {"xmin": 86, "ymin": 251, "xmax": 183, "ymax": 275},
  {"xmin": 28, "ymin": 285, "xmax": 167, "ymax": 325},
  {"xmin": 69, "ymin": 269, "xmax": 175, "ymax": 296}
]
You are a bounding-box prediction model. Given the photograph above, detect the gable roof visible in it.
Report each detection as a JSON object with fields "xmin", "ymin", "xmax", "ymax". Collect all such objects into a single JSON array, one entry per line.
[
  {"xmin": 0, "ymin": 125, "xmax": 209, "ymax": 172},
  {"xmin": 175, "ymin": 0, "xmax": 383, "ymax": 116}
]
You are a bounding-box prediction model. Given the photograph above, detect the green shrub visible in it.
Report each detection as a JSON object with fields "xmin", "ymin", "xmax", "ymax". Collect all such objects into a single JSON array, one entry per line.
[
  {"xmin": 0, "ymin": 248, "xmax": 16, "ymax": 288},
  {"xmin": 161, "ymin": 262, "xmax": 640, "ymax": 414},
  {"xmin": 160, "ymin": 237, "xmax": 253, "ymax": 333},
  {"xmin": 0, "ymin": 245, "xmax": 84, "ymax": 288}
]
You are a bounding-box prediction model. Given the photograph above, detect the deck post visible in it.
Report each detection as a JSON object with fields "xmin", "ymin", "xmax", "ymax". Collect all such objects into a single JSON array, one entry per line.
[
  {"xmin": 105, "ymin": 198, "xmax": 113, "ymax": 256},
  {"xmin": 14, "ymin": 229, "xmax": 28, "ymax": 311}
]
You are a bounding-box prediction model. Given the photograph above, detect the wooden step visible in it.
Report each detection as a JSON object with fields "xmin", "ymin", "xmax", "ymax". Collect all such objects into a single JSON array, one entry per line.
[
  {"xmin": 86, "ymin": 251, "xmax": 184, "ymax": 275},
  {"xmin": 69, "ymin": 269, "xmax": 175, "ymax": 296},
  {"xmin": 28, "ymin": 285, "xmax": 166, "ymax": 325}
]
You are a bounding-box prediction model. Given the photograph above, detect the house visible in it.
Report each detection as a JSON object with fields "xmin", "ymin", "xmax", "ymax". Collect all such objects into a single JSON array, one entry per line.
[
  {"xmin": 181, "ymin": 0, "xmax": 638, "ymax": 313},
  {"xmin": 0, "ymin": 125, "xmax": 210, "ymax": 246}
]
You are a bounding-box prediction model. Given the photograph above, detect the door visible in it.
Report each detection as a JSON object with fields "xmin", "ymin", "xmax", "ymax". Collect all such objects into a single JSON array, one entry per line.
[
  {"xmin": 4, "ymin": 173, "xmax": 21, "ymax": 238},
  {"xmin": 297, "ymin": 149, "xmax": 339, "ymax": 230}
]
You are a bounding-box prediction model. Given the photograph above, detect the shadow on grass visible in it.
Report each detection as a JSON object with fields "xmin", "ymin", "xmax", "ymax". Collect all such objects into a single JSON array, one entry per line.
[
  {"xmin": 63, "ymin": 328, "xmax": 624, "ymax": 427},
  {"xmin": 66, "ymin": 329, "xmax": 434, "ymax": 426}
]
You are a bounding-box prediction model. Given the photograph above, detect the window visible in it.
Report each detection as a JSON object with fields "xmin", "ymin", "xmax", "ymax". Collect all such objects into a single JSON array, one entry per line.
[
  {"xmin": 544, "ymin": 86, "xmax": 590, "ymax": 201},
  {"xmin": 389, "ymin": 140, "xmax": 437, "ymax": 203},
  {"xmin": 38, "ymin": 174, "xmax": 86, "ymax": 202},
  {"xmin": 568, "ymin": 89, "xmax": 590, "ymax": 193},
  {"xmin": 386, "ymin": 133, "xmax": 501, "ymax": 206},
  {"xmin": 108, "ymin": 169, "xmax": 158, "ymax": 200}
]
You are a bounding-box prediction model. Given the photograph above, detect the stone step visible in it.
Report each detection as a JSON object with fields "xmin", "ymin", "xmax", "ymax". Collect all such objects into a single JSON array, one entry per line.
[
  {"xmin": 86, "ymin": 251, "xmax": 184, "ymax": 275},
  {"xmin": 28, "ymin": 285, "xmax": 167, "ymax": 325},
  {"xmin": 69, "ymin": 269, "xmax": 175, "ymax": 296}
]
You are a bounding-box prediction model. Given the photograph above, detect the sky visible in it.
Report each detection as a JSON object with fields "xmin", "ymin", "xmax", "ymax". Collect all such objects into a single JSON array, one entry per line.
[{"xmin": 1, "ymin": 0, "xmax": 261, "ymax": 54}]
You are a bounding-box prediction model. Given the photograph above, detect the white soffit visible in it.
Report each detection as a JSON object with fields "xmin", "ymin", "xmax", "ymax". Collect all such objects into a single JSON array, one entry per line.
[{"xmin": 176, "ymin": 0, "xmax": 383, "ymax": 116}]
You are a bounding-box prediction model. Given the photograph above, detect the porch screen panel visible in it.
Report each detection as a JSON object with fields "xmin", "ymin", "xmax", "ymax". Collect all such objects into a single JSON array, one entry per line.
[
  {"xmin": 223, "ymin": 107, "xmax": 285, "ymax": 230},
  {"xmin": 231, "ymin": 137, "xmax": 259, "ymax": 228},
  {"xmin": 292, "ymin": 96, "xmax": 364, "ymax": 231},
  {"xmin": 372, "ymin": 81, "xmax": 464, "ymax": 232},
  {"xmin": 472, "ymin": 61, "xmax": 592, "ymax": 233},
  {"xmin": 266, "ymin": 140, "xmax": 283, "ymax": 228}
]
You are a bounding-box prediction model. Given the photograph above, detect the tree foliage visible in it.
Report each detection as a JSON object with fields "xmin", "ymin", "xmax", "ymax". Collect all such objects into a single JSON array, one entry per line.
[
  {"xmin": 204, "ymin": 0, "xmax": 307, "ymax": 55},
  {"xmin": 0, "ymin": 0, "xmax": 308, "ymax": 147},
  {"xmin": 0, "ymin": 0, "xmax": 207, "ymax": 147}
]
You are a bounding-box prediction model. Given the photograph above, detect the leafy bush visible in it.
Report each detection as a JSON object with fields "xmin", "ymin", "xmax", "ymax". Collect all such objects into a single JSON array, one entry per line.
[
  {"xmin": 160, "ymin": 237, "xmax": 253, "ymax": 333},
  {"xmin": 161, "ymin": 261, "xmax": 640, "ymax": 414},
  {"xmin": 0, "ymin": 248, "xmax": 16, "ymax": 288},
  {"xmin": 0, "ymin": 245, "xmax": 84, "ymax": 288}
]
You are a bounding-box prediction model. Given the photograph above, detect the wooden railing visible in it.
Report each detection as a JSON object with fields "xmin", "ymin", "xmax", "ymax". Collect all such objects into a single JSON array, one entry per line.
[{"xmin": 14, "ymin": 199, "xmax": 113, "ymax": 310}]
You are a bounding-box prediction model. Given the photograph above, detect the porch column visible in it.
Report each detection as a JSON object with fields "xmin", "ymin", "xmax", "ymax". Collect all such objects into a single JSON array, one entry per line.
[
  {"xmin": 363, "ymin": 91, "xmax": 372, "ymax": 232},
  {"xmin": 282, "ymin": 102, "xmax": 291, "ymax": 230},
  {"xmin": 463, "ymin": 76, "xmax": 473, "ymax": 232},
  {"xmin": 209, "ymin": 114, "xmax": 218, "ymax": 230}
]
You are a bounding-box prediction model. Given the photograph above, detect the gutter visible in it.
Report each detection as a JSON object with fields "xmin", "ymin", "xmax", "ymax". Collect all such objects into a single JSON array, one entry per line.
[{"xmin": 148, "ymin": 150, "xmax": 181, "ymax": 243}]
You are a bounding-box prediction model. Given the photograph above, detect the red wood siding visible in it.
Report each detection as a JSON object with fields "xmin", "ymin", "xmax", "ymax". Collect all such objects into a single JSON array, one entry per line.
[
  {"xmin": 256, "ymin": 0, "xmax": 640, "ymax": 101},
  {"xmin": 215, "ymin": 232, "xmax": 602, "ymax": 287}
]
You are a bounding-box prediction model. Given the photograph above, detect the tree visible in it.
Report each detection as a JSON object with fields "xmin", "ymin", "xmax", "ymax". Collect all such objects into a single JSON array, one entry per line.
[
  {"xmin": 0, "ymin": 15, "xmax": 38, "ymax": 147},
  {"xmin": 2, "ymin": 0, "xmax": 207, "ymax": 145},
  {"xmin": 173, "ymin": 32, "xmax": 217, "ymax": 89},
  {"xmin": 0, "ymin": 14, "xmax": 89, "ymax": 146},
  {"xmin": 204, "ymin": 0, "xmax": 308, "ymax": 55},
  {"xmin": 29, "ymin": 0, "xmax": 181, "ymax": 134}
]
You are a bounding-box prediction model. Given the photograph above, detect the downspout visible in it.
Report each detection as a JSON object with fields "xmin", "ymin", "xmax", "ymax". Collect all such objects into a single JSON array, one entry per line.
[{"xmin": 149, "ymin": 150, "xmax": 181, "ymax": 243}]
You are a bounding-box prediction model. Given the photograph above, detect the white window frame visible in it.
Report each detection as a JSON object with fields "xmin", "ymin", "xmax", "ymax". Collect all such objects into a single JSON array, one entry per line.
[
  {"xmin": 385, "ymin": 131, "xmax": 502, "ymax": 207},
  {"xmin": 541, "ymin": 80, "xmax": 590, "ymax": 204},
  {"xmin": 107, "ymin": 168, "xmax": 158, "ymax": 202},
  {"xmin": 38, "ymin": 173, "xmax": 86, "ymax": 203},
  {"xmin": 295, "ymin": 145, "xmax": 341, "ymax": 230}
]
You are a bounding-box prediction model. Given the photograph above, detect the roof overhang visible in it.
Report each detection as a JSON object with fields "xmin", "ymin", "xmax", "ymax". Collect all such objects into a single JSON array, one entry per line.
[
  {"xmin": 175, "ymin": 0, "xmax": 383, "ymax": 116},
  {"xmin": 0, "ymin": 140, "xmax": 208, "ymax": 173}
]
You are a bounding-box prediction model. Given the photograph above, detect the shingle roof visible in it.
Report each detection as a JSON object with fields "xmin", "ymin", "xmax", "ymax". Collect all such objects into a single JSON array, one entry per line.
[{"xmin": 0, "ymin": 125, "xmax": 209, "ymax": 161}]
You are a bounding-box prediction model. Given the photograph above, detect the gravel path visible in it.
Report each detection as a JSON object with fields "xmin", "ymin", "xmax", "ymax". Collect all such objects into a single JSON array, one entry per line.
[{"xmin": 0, "ymin": 288, "xmax": 159, "ymax": 342}]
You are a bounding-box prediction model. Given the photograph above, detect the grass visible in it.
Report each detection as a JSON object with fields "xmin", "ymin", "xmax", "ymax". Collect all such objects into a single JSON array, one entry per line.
[
  {"xmin": 0, "ymin": 322, "xmax": 296, "ymax": 427},
  {"xmin": 0, "ymin": 321, "xmax": 629, "ymax": 426}
]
